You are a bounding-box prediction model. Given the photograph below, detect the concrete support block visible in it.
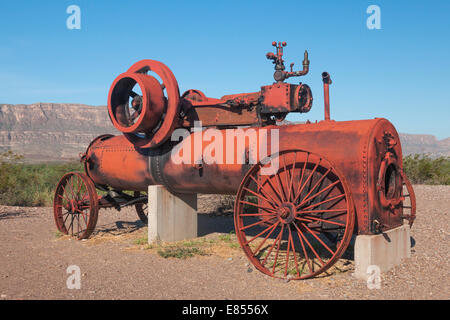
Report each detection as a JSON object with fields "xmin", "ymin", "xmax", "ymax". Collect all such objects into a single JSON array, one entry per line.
[
  {"xmin": 148, "ymin": 185, "xmax": 197, "ymax": 243},
  {"xmin": 354, "ymin": 223, "xmax": 411, "ymax": 280}
]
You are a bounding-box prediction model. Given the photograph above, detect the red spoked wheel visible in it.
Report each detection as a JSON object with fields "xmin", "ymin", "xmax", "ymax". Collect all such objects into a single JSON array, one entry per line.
[
  {"xmin": 133, "ymin": 191, "xmax": 148, "ymax": 224},
  {"xmin": 234, "ymin": 150, "xmax": 355, "ymax": 280},
  {"xmin": 53, "ymin": 172, "xmax": 99, "ymax": 240},
  {"xmin": 400, "ymin": 171, "xmax": 416, "ymax": 227}
]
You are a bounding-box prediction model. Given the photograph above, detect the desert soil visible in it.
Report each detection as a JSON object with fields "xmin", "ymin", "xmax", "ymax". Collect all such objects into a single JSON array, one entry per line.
[{"xmin": 0, "ymin": 185, "xmax": 448, "ymax": 300}]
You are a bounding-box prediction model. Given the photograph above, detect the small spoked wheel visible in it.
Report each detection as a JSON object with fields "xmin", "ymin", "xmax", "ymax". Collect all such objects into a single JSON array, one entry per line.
[
  {"xmin": 400, "ymin": 171, "xmax": 416, "ymax": 227},
  {"xmin": 53, "ymin": 172, "xmax": 99, "ymax": 240},
  {"xmin": 134, "ymin": 191, "xmax": 148, "ymax": 224},
  {"xmin": 234, "ymin": 150, "xmax": 355, "ymax": 280}
]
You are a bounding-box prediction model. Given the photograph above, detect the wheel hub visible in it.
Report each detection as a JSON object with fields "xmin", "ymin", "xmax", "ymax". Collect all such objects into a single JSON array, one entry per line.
[
  {"xmin": 276, "ymin": 202, "xmax": 296, "ymax": 224},
  {"xmin": 67, "ymin": 199, "xmax": 79, "ymax": 214}
]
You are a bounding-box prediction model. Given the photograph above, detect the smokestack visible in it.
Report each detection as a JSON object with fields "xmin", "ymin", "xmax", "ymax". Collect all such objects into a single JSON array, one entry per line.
[{"xmin": 322, "ymin": 72, "xmax": 332, "ymax": 121}]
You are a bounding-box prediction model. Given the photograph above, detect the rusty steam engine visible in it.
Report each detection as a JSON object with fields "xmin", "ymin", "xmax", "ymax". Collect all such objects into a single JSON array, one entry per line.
[{"xmin": 53, "ymin": 42, "xmax": 416, "ymax": 280}]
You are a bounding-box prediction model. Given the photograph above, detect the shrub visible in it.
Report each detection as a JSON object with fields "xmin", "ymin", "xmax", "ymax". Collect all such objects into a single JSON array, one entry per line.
[
  {"xmin": 1, "ymin": 151, "xmax": 448, "ymax": 207},
  {"xmin": 402, "ymin": 154, "xmax": 450, "ymax": 185},
  {"xmin": 0, "ymin": 151, "xmax": 83, "ymax": 206}
]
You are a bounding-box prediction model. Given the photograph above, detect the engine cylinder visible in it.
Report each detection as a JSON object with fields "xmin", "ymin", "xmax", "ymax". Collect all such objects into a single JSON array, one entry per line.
[{"xmin": 108, "ymin": 72, "xmax": 165, "ymax": 134}]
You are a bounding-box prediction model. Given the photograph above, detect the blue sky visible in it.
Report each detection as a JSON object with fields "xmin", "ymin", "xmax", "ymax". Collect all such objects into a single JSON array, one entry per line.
[{"xmin": 0, "ymin": 0, "xmax": 449, "ymax": 138}]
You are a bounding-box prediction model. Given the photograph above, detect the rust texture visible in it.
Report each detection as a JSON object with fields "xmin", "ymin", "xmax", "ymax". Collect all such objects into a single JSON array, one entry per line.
[{"xmin": 54, "ymin": 42, "xmax": 416, "ymax": 280}]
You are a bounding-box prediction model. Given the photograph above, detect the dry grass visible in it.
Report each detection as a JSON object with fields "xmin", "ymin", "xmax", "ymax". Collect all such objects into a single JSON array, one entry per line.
[
  {"xmin": 55, "ymin": 222, "xmax": 354, "ymax": 279},
  {"xmin": 57, "ymin": 223, "xmax": 243, "ymax": 260}
]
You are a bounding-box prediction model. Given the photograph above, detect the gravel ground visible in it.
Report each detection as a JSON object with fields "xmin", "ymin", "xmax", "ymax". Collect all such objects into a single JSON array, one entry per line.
[{"xmin": 0, "ymin": 185, "xmax": 448, "ymax": 300}]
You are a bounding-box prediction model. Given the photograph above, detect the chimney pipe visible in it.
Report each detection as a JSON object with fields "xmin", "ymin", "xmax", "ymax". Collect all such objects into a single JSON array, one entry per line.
[{"xmin": 322, "ymin": 72, "xmax": 332, "ymax": 121}]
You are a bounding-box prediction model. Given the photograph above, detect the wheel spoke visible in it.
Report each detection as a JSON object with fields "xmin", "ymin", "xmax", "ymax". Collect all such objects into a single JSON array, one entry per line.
[
  {"xmin": 293, "ymin": 218, "xmax": 321, "ymax": 234},
  {"xmin": 287, "ymin": 152, "xmax": 297, "ymax": 202},
  {"xmin": 271, "ymin": 224, "xmax": 285, "ymax": 274},
  {"xmin": 253, "ymin": 221, "xmax": 280, "ymax": 256},
  {"xmin": 263, "ymin": 176, "xmax": 285, "ymax": 204},
  {"xmin": 244, "ymin": 222, "xmax": 280, "ymax": 245},
  {"xmin": 60, "ymin": 185, "xmax": 71, "ymax": 203},
  {"xmin": 301, "ymin": 167, "xmax": 332, "ymax": 201},
  {"xmin": 293, "ymin": 224, "xmax": 313, "ymax": 274},
  {"xmin": 301, "ymin": 223, "xmax": 335, "ymax": 255},
  {"xmin": 294, "ymin": 158, "xmax": 320, "ymax": 204},
  {"xmin": 281, "ymin": 155, "xmax": 291, "ymax": 201},
  {"xmin": 299, "ymin": 169, "xmax": 334, "ymax": 206},
  {"xmin": 80, "ymin": 188, "xmax": 88, "ymax": 203},
  {"xmin": 69, "ymin": 176, "xmax": 76, "ymax": 199},
  {"xmin": 76, "ymin": 208, "xmax": 88, "ymax": 226},
  {"xmin": 242, "ymin": 187, "xmax": 277, "ymax": 209},
  {"xmin": 293, "ymin": 223, "xmax": 324, "ymax": 266},
  {"xmin": 297, "ymin": 215, "xmax": 346, "ymax": 227},
  {"xmin": 77, "ymin": 213, "xmax": 80, "ymax": 235},
  {"xmin": 76, "ymin": 176, "xmax": 82, "ymax": 197},
  {"xmin": 68, "ymin": 214, "xmax": 75, "ymax": 236},
  {"xmin": 275, "ymin": 170, "xmax": 288, "ymax": 202},
  {"xmin": 63, "ymin": 211, "xmax": 71, "ymax": 225},
  {"xmin": 297, "ymin": 209, "xmax": 346, "ymax": 214},
  {"xmin": 249, "ymin": 175, "xmax": 281, "ymax": 207},
  {"xmin": 262, "ymin": 226, "xmax": 284, "ymax": 266},
  {"xmin": 298, "ymin": 193, "xmax": 345, "ymax": 211},
  {"xmin": 288, "ymin": 227, "xmax": 300, "ymax": 277},
  {"xmin": 239, "ymin": 200, "xmax": 277, "ymax": 214},
  {"xmin": 284, "ymin": 228, "xmax": 291, "ymax": 277},
  {"xmin": 240, "ymin": 217, "xmax": 275, "ymax": 231},
  {"xmin": 293, "ymin": 153, "xmax": 308, "ymax": 202}
]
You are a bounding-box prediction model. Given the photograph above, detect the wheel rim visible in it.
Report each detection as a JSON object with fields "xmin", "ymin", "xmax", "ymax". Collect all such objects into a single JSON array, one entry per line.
[
  {"xmin": 134, "ymin": 191, "xmax": 148, "ymax": 224},
  {"xmin": 53, "ymin": 172, "xmax": 99, "ymax": 239},
  {"xmin": 400, "ymin": 171, "xmax": 416, "ymax": 227},
  {"xmin": 234, "ymin": 150, "xmax": 355, "ymax": 280}
]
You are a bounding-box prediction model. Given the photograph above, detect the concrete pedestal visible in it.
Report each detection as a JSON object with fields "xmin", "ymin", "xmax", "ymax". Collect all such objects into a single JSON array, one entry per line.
[
  {"xmin": 354, "ymin": 223, "xmax": 411, "ymax": 280},
  {"xmin": 148, "ymin": 185, "xmax": 197, "ymax": 243}
]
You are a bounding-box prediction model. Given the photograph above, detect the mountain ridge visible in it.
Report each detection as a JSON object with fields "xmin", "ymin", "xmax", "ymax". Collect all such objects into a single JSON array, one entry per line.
[{"xmin": 0, "ymin": 103, "xmax": 448, "ymax": 162}]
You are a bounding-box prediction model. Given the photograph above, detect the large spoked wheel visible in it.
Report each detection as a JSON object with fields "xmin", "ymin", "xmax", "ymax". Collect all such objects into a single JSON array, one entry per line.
[
  {"xmin": 133, "ymin": 191, "xmax": 148, "ymax": 224},
  {"xmin": 400, "ymin": 171, "xmax": 416, "ymax": 227},
  {"xmin": 234, "ymin": 150, "xmax": 355, "ymax": 280},
  {"xmin": 53, "ymin": 172, "xmax": 99, "ymax": 240}
]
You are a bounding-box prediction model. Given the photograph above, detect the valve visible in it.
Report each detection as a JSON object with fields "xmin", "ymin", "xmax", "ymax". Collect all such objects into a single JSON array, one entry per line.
[{"xmin": 266, "ymin": 41, "xmax": 310, "ymax": 83}]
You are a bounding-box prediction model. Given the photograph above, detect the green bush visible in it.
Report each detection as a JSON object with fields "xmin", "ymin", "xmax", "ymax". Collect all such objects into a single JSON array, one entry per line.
[
  {"xmin": 402, "ymin": 154, "xmax": 450, "ymax": 185},
  {"xmin": 0, "ymin": 151, "xmax": 83, "ymax": 206},
  {"xmin": 1, "ymin": 151, "xmax": 449, "ymax": 207}
]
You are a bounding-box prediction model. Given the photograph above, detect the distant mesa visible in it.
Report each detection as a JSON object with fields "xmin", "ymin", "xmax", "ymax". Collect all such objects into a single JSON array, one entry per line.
[
  {"xmin": 0, "ymin": 103, "xmax": 118, "ymax": 162},
  {"xmin": 0, "ymin": 103, "xmax": 448, "ymax": 162},
  {"xmin": 279, "ymin": 119, "xmax": 450, "ymax": 158}
]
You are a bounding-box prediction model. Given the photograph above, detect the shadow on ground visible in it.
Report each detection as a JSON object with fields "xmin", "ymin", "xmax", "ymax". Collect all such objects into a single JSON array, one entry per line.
[
  {"xmin": 198, "ymin": 214, "xmax": 235, "ymax": 236},
  {"xmin": 0, "ymin": 209, "xmax": 33, "ymax": 220},
  {"xmin": 91, "ymin": 220, "xmax": 146, "ymax": 237}
]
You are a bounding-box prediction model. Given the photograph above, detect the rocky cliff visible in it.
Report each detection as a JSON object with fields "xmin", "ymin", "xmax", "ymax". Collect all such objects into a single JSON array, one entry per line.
[
  {"xmin": 0, "ymin": 103, "xmax": 448, "ymax": 162},
  {"xmin": 0, "ymin": 103, "xmax": 118, "ymax": 162},
  {"xmin": 399, "ymin": 133, "xmax": 450, "ymax": 157}
]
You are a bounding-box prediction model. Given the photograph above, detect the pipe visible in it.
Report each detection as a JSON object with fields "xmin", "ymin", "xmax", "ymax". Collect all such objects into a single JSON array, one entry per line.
[
  {"xmin": 286, "ymin": 51, "xmax": 310, "ymax": 78},
  {"xmin": 322, "ymin": 72, "xmax": 332, "ymax": 121}
]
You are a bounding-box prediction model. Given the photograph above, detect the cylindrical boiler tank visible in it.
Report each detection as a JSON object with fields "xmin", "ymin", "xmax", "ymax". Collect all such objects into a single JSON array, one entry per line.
[{"xmin": 84, "ymin": 118, "xmax": 405, "ymax": 234}]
